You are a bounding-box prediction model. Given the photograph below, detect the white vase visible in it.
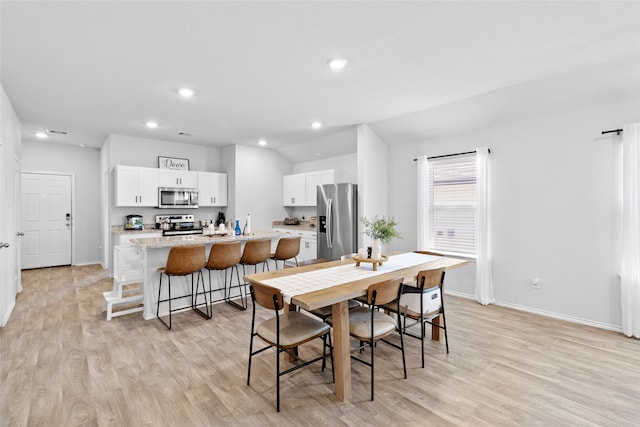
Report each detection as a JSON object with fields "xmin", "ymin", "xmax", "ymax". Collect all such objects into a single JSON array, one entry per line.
[{"xmin": 371, "ymin": 239, "xmax": 382, "ymax": 260}]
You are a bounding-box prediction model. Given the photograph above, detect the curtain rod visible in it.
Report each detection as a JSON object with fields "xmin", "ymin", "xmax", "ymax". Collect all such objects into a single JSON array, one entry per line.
[
  {"xmin": 413, "ymin": 148, "xmax": 490, "ymax": 162},
  {"xmin": 602, "ymin": 129, "xmax": 623, "ymax": 135}
]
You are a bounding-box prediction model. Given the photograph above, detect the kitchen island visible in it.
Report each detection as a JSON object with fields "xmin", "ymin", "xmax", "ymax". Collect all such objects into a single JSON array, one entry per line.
[{"xmin": 131, "ymin": 231, "xmax": 285, "ymax": 320}]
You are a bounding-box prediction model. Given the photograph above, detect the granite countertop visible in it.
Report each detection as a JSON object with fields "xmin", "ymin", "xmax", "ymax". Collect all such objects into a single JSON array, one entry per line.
[
  {"xmin": 131, "ymin": 231, "xmax": 284, "ymax": 249},
  {"xmin": 271, "ymin": 220, "xmax": 316, "ymax": 231},
  {"xmin": 112, "ymin": 225, "xmax": 162, "ymax": 235}
]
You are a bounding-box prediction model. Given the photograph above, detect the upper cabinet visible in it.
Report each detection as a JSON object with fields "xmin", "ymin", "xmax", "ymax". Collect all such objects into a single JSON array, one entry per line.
[
  {"xmin": 283, "ymin": 173, "xmax": 306, "ymax": 206},
  {"xmin": 305, "ymin": 170, "xmax": 336, "ymax": 206},
  {"xmin": 157, "ymin": 169, "xmax": 197, "ymax": 188},
  {"xmin": 283, "ymin": 169, "xmax": 342, "ymax": 206},
  {"xmin": 114, "ymin": 166, "xmax": 158, "ymax": 207},
  {"xmin": 198, "ymin": 172, "xmax": 228, "ymax": 207}
]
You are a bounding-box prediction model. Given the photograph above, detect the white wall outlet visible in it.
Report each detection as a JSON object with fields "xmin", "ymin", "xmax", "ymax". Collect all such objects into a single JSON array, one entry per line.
[{"xmin": 530, "ymin": 277, "xmax": 541, "ymax": 289}]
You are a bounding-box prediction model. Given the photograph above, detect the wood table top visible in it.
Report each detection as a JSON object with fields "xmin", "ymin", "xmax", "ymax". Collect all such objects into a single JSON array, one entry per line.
[{"xmin": 244, "ymin": 253, "xmax": 468, "ymax": 311}]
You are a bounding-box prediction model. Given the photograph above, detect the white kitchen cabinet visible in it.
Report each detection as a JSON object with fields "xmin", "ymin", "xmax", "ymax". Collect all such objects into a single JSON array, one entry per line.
[
  {"xmin": 157, "ymin": 169, "xmax": 197, "ymax": 188},
  {"xmin": 114, "ymin": 166, "xmax": 158, "ymax": 207},
  {"xmin": 197, "ymin": 172, "xmax": 228, "ymax": 206},
  {"xmin": 305, "ymin": 169, "xmax": 336, "ymax": 206},
  {"xmin": 283, "ymin": 169, "xmax": 342, "ymax": 206},
  {"xmin": 299, "ymin": 236, "xmax": 317, "ymax": 261},
  {"xmin": 283, "ymin": 173, "xmax": 306, "ymax": 206}
]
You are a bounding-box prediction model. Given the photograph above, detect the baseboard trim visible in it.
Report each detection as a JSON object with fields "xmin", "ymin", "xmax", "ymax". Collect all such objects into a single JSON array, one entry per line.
[
  {"xmin": 1, "ymin": 300, "xmax": 16, "ymax": 327},
  {"xmin": 73, "ymin": 260, "xmax": 103, "ymax": 267},
  {"xmin": 446, "ymin": 290, "xmax": 622, "ymax": 334}
]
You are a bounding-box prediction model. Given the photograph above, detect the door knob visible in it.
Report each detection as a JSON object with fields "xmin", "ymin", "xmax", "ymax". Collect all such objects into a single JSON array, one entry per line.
[
  {"xmin": 0, "ymin": 242, "xmax": 9, "ymax": 249},
  {"xmin": 16, "ymin": 232, "xmax": 24, "ymax": 237}
]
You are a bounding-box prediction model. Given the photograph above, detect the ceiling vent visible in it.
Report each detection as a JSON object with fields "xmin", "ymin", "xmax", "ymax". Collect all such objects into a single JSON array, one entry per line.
[{"xmin": 47, "ymin": 129, "xmax": 68, "ymax": 135}]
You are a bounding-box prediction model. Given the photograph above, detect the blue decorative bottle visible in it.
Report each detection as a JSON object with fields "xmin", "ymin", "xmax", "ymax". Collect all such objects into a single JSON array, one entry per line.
[{"xmin": 235, "ymin": 219, "xmax": 241, "ymax": 235}]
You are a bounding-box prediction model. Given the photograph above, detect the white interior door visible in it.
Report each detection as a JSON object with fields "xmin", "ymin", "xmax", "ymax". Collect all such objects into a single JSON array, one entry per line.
[
  {"xmin": 0, "ymin": 142, "xmax": 8, "ymax": 323},
  {"xmin": 14, "ymin": 157, "xmax": 22, "ymax": 292},
  {"xmin": 21, "ymin": 173, "xmax": 72, "ymax": 269}
]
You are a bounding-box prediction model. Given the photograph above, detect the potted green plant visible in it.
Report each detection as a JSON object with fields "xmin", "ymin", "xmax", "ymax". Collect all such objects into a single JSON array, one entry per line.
[{"xmin": 360, "ymin": 215, "xmax": 401, "ymax": 259}]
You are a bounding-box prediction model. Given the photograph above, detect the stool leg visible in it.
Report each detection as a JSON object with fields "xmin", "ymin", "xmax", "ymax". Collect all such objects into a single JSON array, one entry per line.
[
  {"xmin": 191, "ymin": 270, "xmax": 211, "ymax": 320},
  {"xmin": 157, "ymin": 273, "xmax": 172, "ymax": 330}
]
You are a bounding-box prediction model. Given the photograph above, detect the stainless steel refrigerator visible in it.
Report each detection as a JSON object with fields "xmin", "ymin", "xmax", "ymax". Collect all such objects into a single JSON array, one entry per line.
[{"xmin": 317, "ymin": 183, "xmax": 358, "ymax": 261}]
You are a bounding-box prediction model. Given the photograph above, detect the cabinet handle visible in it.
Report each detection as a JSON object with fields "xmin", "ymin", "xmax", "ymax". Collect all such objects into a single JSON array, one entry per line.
[
  {"xmin": 291, "ymin": 197, "xmax": 295, "ymax": 203},
  {"xmin": 139, "ymin": 195, "xmax": 142, "ymax": 203},
  {"xmin": 213, "ymin": 197, "xmax": 216, "ymax": 203},
  {"xmin": 0, "ymin": 242, "xmax": 9, "ymax": 249}
]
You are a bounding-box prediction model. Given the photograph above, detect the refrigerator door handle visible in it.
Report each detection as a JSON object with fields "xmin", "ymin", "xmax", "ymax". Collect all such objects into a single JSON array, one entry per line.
[{"xmin": 326, "ymin": 198, "xmax": 332, "ymax": 248}]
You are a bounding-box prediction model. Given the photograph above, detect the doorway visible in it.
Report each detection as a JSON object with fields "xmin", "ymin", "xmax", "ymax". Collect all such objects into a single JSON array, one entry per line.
[{"xmin": 21, "ymin": 172, "xmax": 73, "ymax": 269}]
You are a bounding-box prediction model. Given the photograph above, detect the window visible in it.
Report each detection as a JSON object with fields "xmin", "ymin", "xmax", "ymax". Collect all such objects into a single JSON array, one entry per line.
[{"xmin": 425, "ymin": 154, "xmax": 477, "ymax": 255}]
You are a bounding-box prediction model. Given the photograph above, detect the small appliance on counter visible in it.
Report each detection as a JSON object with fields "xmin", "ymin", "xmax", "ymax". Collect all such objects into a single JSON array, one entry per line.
[
  {"xmin": 284, "ymin": 216, "xmax": 300, "ymax": 225},
  {"xmin": 125, "ymin": 214, "xmax": 143, "ymax": 230},
  {"xmin": 155, "ymin": 214, "xmax": 203, "ymax": 236},
  {"xmin": 215, "ymin": 211, "xmax": 226, "ymax": 226}
]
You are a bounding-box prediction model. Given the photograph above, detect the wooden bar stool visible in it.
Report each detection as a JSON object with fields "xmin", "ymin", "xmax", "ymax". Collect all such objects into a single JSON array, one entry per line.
[
  {"xmin": 239, "ymin": 239, "xmax": 271, "ymax": 309},
  {"xmin": 156, "ymin": 245, "xmax": 209, "ymax": 330},
  {"xmin": 270, "ymin": 236, "xmax": 301, "ymax": 269},
  {"xmin": 204, "ymin": 241, "xmax": 243, "ymax": 310}
]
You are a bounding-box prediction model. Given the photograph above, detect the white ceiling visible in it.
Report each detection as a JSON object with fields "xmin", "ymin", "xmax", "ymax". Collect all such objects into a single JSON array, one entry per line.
[{"xmin": 2, "ymin": 1, "xmax": 639, "ymax": 163}]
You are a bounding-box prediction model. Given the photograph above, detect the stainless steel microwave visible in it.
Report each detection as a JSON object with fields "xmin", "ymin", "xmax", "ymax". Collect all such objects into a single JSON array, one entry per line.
[{"xmin": 158, "ymin": 187, "xmax": 199, "ymax": 209}]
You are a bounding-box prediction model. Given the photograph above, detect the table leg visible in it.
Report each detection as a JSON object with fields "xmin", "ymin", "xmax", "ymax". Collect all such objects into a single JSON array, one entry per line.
[
  {"xmin": 331, "ymin": 300, "xmax": 351, "ymax": 401},
  {"xmin": 432, "ymin": 314, "xmax": 441, "ymax": 341},
  {"xmin": 284, "ymin": 302, "xmax": 299, "ymax": 362}
]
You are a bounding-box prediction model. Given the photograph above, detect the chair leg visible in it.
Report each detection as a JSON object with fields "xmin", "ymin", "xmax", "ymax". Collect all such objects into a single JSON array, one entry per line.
[
  {"xmin": 399, "ymin": 317, "xmax": 407, "ymax": 379},
  {"xmin": 441, "ymin": 312, "xmax": 449, "ymax": 354},
  {"xmin": 370, "ymin": 337, "xmax": 375, "ymax": 401},
  {"xmin": 421, "ymin": 316, "xmax": 426, "ymax": 368},
  {"xmin": 276, "ymin": 345, "xmax": 281, "ymax": 412}
]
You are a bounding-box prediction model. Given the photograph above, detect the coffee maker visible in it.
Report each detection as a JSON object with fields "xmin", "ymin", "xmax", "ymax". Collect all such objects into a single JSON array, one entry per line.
[{"xmin": 215, "ymin": 211, "xmax": 226, "ymax": 226}]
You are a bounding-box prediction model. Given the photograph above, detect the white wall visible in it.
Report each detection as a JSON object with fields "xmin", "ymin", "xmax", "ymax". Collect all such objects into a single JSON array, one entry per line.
[
  {"xmin": 388, "ymin": 99, "xmax": 638, "ymax": 330},
  {"xmin": 22, "ymin": 141, "xmax": 102, "ymax": 265},
  {"xmin": 1, "ymin": 85, "xmax": 21, "ymax": 326},
  {"xmin": 357, "ymin": 124, "xmax": 390, "ymax": 248},
  {"xmin": 232, "ymin": 145, "xmax": 292, "ymax": 231}
]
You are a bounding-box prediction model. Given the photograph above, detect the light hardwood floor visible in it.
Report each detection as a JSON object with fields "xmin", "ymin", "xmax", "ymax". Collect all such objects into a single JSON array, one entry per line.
[{"xmin": 1, "ymin": 264, "xmax": 639, "ymax": 426}]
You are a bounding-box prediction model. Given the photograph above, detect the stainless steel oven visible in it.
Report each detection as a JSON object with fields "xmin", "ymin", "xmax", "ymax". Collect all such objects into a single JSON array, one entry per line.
[{"xmin": 158, "ymin": 187, "xmax": 199, "ymax": 209}]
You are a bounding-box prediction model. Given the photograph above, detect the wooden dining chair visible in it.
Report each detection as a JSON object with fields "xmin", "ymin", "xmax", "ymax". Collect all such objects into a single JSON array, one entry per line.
[
  {"xmin": 383, "ymin": 268, "xmax": 448, "ymax": 368},
  {"xmin": 328, "ymin": 277, "xmax": 406, "ymax": 401},
  {"xmin": 247, "ymin": 282, "xmax": 334, "ymax": 412}
]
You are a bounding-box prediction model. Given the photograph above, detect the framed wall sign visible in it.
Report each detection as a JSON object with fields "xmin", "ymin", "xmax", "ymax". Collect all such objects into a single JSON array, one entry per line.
[{"xmin": 158, "ymin": 156, "xmax": 190, "ymax": 171}]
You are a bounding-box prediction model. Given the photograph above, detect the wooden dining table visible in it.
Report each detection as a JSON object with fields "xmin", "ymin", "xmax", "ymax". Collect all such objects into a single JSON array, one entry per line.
[{"xmin": 243, "ymin": 252, "xmax": 468, "ymax": 401}]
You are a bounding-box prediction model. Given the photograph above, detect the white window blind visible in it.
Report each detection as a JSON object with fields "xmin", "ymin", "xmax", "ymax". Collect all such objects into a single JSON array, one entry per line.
[{"xmin": 428, "ymin": 154, "xmax": 477, "ymax": 254}]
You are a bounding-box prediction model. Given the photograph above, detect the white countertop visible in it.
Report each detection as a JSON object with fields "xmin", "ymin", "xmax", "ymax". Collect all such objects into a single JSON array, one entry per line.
[{"xmin": 130, "ymin": 230, "xmax": 283, "ymax": 249}]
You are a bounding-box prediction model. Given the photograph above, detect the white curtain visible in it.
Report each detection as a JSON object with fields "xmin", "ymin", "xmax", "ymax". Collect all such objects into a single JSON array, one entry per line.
[
  {"xmin": 621, "ymin": 123, "xmax": 640, "ymax": 338},
  {"xmin": 475, "ymin": 147, "xmax": 495, "ymax": 305},
  {"xmin": 416, "ymin": 155, "xmax": 429, "ymax": 250}
]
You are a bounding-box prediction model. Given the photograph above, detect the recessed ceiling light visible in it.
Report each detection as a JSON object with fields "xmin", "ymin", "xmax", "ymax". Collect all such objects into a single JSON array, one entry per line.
[
  {"xmin": 311, "ymin": 121, "xmax": 322, "ymax": 129},
  {"xmin": 36, "ymin": 132, "xmax": 47, "ymax": 138},
  {"xmin": 327, "ymin": 57, "xmax": 348, "ymax": 70},
  {"xmin": 79, "ymin": 144, "xmax": 87, "ymax": 148},
  {"xmin": 178, "ymin": 88, "xmax": 194, "ymax": 98},
  {"xmin": 146, "ymin": 121, "xmax": 158, "ymax": 129},
  {"xmin": 258, "ymin": 139, "xmax": 267, "ymax": 146}
]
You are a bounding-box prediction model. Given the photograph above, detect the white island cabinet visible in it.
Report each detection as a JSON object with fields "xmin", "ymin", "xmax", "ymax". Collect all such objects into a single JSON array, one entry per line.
[
  {"xmin": 131, "ymin": 231, "xmax": 284, "ymax": 320},
  {"xmin": 198, "ymin": 172, "xmax": 228, "ymax": 206},
  {"xmin": 114, "ymin": 166, "xmax": 158, "ymax": 207}
]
